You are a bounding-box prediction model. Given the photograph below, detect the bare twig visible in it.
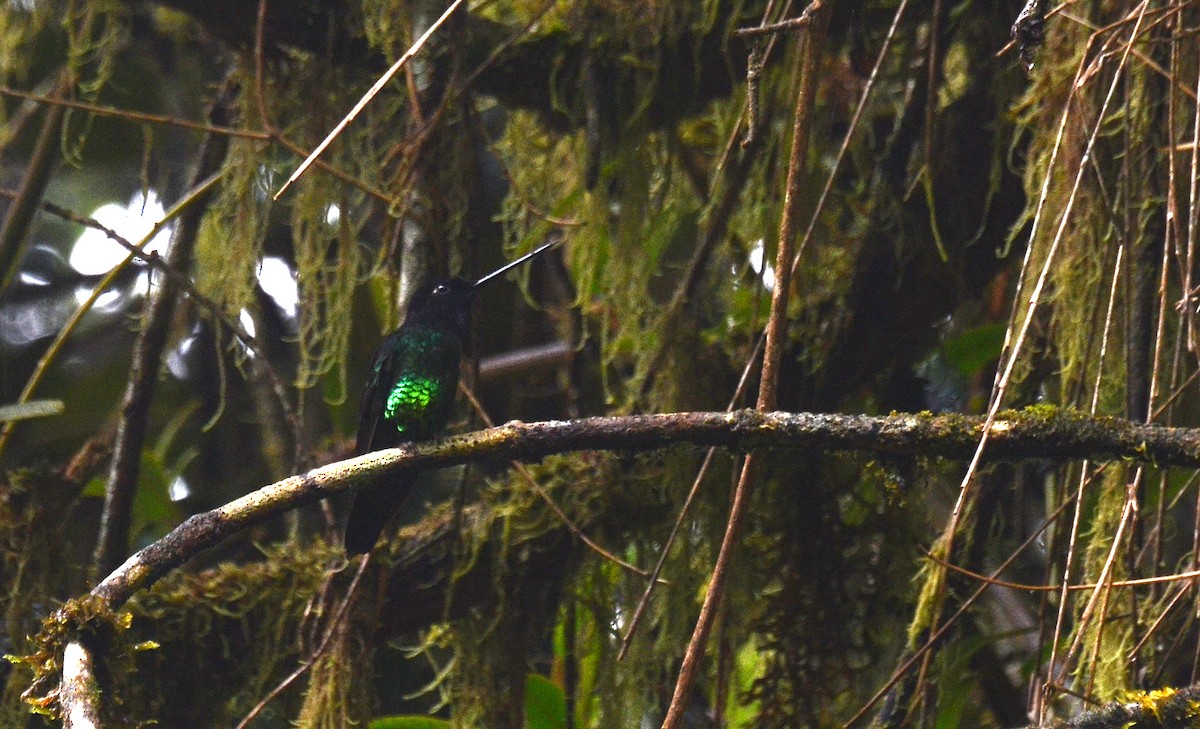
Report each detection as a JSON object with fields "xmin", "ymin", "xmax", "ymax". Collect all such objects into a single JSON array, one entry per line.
[
  {"xmin": 789, "ymin": 0, "xmax": 912, "ymax": 281},
  {"xmin": 845, "ymin": 481, "xmax": 1085, "ymax": 728},
  {"xmin": 0, "ymin": 85, "xmax": 271, "ymax": 141},
  {"xmin": 663, "ymin": 8, "xmax": 824, "ymax": 723},
  {"xmin": 0, "ymin": 73, "xmax": 67, "ymax": 293},
  {"xmin": 927, "ymin": 552, "xmax": 1200, "ymax": 593},
  {"xmin": 273, "ymin": 0, "xmax": 468, "ymax": 199},
  {"xmin": 232, "ymin": 557, "xmax": 369, "ymax": 729},
  {"xmin": 618, "ymin": 334, "xmax": 764, "ymax": 660},
  {"xmin": 93, "ymin": 85, "xmax": 233, "ymax": 578},
  {"xmin": 248, "ymin": 0, "xmax": 391, "ymax": 205},
  {"xmin": 477, "ymin": 341, "xmax": 574, "ymax": 383},
  {"xmin": 732, "ymin": 1, "xmax": 823, "ymax": 37},
  {"xmin": 458, "ymin": 384, "xmax": 655, "ymax": 580}
]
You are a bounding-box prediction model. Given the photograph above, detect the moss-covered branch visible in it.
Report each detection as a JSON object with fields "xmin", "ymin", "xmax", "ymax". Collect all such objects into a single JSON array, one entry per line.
[
  {"xmin": 1032, "ymin": 685, "xmax": 1200, "ymax": 729},
  {"xmin": 41, "ymin": 405, "xmax": 1200, "ymax": 723},
  {"xmin": 89, "ymin": 406, "xmax": 1200, "ymax": 609}
]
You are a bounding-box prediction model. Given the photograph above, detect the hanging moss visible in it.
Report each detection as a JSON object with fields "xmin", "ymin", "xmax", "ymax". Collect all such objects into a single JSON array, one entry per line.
[
  {"xmin": 126, "ymin": 542, "xmax": 345, "ymax": 725},
  {"xmin": 1074, "ymin": 465, "xmax": 1133, "ymax": 701},
  {"xmin": 292, "ymin": 172, "xmax": 365, "ymax": 400},
  {"xmin": 194, "ymin": 100, "xmax": 271, "ymax": 321},
  {"xmin": 59, "ymin": 0, "xmax": 128, "ymax": 163}
]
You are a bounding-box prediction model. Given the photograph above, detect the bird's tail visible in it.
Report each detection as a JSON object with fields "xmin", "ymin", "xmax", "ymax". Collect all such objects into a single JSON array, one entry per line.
[{"xmin": 343, "ymin": 473, "xmax": 415, "ymax": 555}]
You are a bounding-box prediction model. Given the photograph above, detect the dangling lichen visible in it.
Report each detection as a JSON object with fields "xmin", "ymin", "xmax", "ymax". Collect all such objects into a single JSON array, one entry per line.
[
  {"xmin": 291, "ymin": 172, "xmax": 364, "ymax": 402},
  {"xmin": 195, "ymin": 124, "xmax": 271, "ymax": 321},
  {"xmin": 61, "ymin": 0, "xmax": 128, "ymax": 164},
  {"xmin": 1073, "ymin": 465, "xmax": 1132, "ymax": 701}
]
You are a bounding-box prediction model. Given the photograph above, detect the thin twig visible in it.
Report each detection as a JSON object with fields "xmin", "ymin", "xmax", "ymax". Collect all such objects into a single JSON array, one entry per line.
[
  {"xmin": 459, "ymin": 384, "xmax": 655, "ymax": 580},
  {"xmin": 926, "ymin": 552, "xmax": 1200, "ymax": 592},
  {"xmin": 0, "ymin": 85, "xmax": 271, "ymax": 140},
  {"xmin": 0, "ymin": 172, "xmax": 224, "ymax": 461},
  {"xmin": 789, "ymin": 0, "xmax": 912, "ymax": 281},
  {"xmin": 844, "ymin": 484, "xmax": 1085, "ymax": 728},
  {"xmin": 618, "ymin": 334, "xmax": 764, "ymax": 661},
  {"xmin": 93, "ymin": 86, "xmax": 234, "ymax": 578},
  {"xmin": 951, "ymin": 2, "xmax": 1150, "ymax": 515},
  {"xmin": 661, "ymin": 3, "xmax": 832, "ymax": 725},
  {"xmin": 250, "ymin": 0, "xmax": 391, "ymax": 206},
  {"xmin": 732, "ymin": 1, "xmax": 822, "ymax": 37},
  {"xmin": 1043, "ymin": 222, "xmax": 1129, "ymax": 712},
  {"xmin": 233, "ymin": 557, "xmax": 369, "ymax": 729},
  {"xmin": 273, "ymin": 0, "xmax": 468, "ymax": 199}
]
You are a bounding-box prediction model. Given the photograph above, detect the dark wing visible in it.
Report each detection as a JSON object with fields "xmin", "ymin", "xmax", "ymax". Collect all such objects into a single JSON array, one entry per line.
[
  {"xmin": 346, "ymin": 338, "xmax": 404, "ymax": 555},
  {"xmin": 356, "ymin": 339, "xmax": 399, "ymax": 454}
]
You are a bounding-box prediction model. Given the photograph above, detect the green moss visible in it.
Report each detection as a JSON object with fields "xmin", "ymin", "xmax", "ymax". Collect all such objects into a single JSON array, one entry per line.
[
  {"xmin": 1018, "ymin": 403, "xmax": 1061, "ymax": 421},
  {"xmin": 8, "ymin": 594, "xmax": 145, "ymax": 725},
  {"xmin": 128, "ymin": 542, "xmax": 348, "ymax": 724},
  {"xmin": 1074, "ymin": 466, "xmax": 1132, "ymax": 699}
]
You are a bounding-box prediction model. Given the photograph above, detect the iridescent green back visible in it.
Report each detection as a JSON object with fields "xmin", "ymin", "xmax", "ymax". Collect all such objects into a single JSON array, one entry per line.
[{"xmin": 359, "ymin": 323, "xmax": 462, "ymax": 452}]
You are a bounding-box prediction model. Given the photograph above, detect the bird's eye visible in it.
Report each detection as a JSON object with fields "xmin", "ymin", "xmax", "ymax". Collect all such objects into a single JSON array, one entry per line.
[{"xmin": 433, "ymin": 283, "xmax": 449, "ymax": 294}]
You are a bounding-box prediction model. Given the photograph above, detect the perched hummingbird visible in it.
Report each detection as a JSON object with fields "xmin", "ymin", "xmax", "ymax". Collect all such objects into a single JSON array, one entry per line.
[{"xmin": 344, "ymin": 241, "xmax": 559, "ymax": 555}]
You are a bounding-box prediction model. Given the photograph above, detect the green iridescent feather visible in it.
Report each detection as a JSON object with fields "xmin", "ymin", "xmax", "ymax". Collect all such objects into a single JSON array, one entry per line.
[
  {"xmin": 384, "ymin": 376, "xmax": 442, "ymax": 432},
  {"xmin": 365, "ymin": 325, "xmax": 460, "ymax": 445}
]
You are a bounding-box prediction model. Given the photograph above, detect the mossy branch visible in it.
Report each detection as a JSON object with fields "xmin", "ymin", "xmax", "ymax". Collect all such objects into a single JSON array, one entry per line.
[
  {"xmin": 51, "ymin": 406, "xmax": 1200, "ymax": 724},
  {"xmin": 87, "ymin": 406, "xmax": 1200, "ymax": 609},
  {"xmin": 1030, "ymin": 685, "xmax": 1200, "ymax": 729}
]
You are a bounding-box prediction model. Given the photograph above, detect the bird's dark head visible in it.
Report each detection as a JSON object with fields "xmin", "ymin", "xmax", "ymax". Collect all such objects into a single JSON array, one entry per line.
[
  {"xmin": 404, "ymin": 276, "xmax": 477, "ymax": 334},
  {"xmin": 400, "ymin": 240, "xmax": 561, "ymax": 336}
]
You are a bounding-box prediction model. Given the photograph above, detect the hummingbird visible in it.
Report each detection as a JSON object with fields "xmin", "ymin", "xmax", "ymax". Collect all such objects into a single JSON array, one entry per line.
[{"xmin": 343, "ymin": 241, "xmax": 560, "ymax": 555}]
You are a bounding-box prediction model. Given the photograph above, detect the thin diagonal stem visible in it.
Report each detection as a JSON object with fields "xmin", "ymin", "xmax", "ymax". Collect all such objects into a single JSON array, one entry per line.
[
  {"xmin": 93, "ymin": 87, "xmax": 234, "ymax": 578},
  {"xmin": 661, "ymin": 3, "xmax": 831, "ymax": 726}
]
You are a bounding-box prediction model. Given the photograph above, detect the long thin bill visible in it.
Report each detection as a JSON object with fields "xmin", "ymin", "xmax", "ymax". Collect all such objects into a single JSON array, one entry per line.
[{"xmin": 473, "ymin": 239, "xmax": 562, "ymax": 288}]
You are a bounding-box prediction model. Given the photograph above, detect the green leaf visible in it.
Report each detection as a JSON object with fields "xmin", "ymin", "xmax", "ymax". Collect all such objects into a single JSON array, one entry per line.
[
  {"xmin": 940, "ymin": 323, "xmax": 1007, "ymax": 376},
  {"xmin": 81, "ymin": 476, "xmax": 106, "ymax": 498},
  {"xmin": 0, "ymin": 399, "xmax": 64, "ymax": 422},
  {"xmin": 525, "ymin": 673, "xmax": 566, "ymax": 729},
  {"xmin": 133, "ymin": 448, "xmax": 182, "ymax": 536}
]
